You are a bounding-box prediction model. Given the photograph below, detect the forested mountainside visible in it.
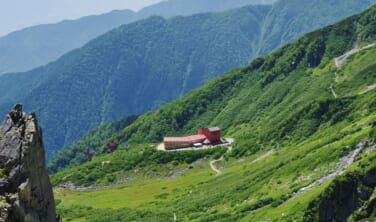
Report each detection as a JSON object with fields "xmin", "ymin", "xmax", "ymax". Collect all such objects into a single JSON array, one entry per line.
[
  {"xmin": 51, "ymin": 5, "xmax": 376, "ymax": 221},
  {"xmin": 0, "ymin": 0, "xmax": 273, "ymax": 75},
  {"xmin": 258, "ymin": 0, "xmax": 376, "ymax": 55},
  {"xmin": 137, "ymin": 0, "xmax": 275, "ymax": 18},
  {"xmin": 1, "ymin": 0, "xmax": 375, "ymax": 161}
]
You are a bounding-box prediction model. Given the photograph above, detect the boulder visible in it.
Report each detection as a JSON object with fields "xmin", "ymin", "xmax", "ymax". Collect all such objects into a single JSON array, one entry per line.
[{"xmin": 0, "ymin": 105, "xmax": 57, "ymax": 222}]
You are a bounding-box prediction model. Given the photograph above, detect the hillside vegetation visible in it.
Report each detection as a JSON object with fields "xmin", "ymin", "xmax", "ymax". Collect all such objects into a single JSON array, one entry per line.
[
  {"xmin": 258, "ymin": 0, "xmax": 376, "ymax": 55},
  {"xmin": 51, "ymin": 5, "xmax": 376, "ymax": 221}
]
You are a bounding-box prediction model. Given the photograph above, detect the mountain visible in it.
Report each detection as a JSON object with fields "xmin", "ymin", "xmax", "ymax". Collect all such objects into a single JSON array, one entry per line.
[
  {"xmin": 258, "ymin": 0, "xmax": 376, "ymax": 55},
  {"xmin": 1, "ymin": 0, "xmax": 376, "ymax": 162},
  {"xmin": 137, "ymin": 0, "xmax": 275, "ymax": 18},
  {"xmin": 0, "ymin": 105, "xmax": 57, "ymax": 221},
  {"xmin": 50, "ymin": 5, "xmax": 376, "ymax": 221},
  {"xmin": 0, "ymin": 0, "xmax": 273, "ymax": 75}
]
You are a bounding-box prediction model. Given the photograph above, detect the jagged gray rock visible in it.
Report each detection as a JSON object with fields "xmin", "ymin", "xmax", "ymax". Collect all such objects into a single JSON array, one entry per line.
[{"xmin": 0, "ymin": 106, "xmax": 56, "ymax": 222}]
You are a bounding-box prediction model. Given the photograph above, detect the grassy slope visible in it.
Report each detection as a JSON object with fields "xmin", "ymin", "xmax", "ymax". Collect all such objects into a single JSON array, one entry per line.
[
  {"xmin": 54, "ymin": 112, "xmax": 375, "ymax": 221},
  {"xmin": 53, "ymin": 5, "xmax": 376, "ymax": 221}
]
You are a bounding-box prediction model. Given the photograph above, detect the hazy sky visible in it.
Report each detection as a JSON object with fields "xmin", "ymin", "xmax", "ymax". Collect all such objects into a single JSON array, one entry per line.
[{"xmin": 0, "ymin": 0, "xmax": 162, "ymax": 37}]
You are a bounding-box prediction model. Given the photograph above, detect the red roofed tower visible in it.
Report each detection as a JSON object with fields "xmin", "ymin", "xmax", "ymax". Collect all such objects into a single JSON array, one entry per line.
[{"xmin": 198, "ymin": 127, "xmax": 221, "ymax": 143}]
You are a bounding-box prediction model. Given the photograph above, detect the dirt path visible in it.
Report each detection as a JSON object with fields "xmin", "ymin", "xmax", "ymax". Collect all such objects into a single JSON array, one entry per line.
[
  {"xmin": 252, "ymin": 149, "xmax": 275, "ymax": 163},
  {"xmin": 329, "ymin": 84, "xmax": 337, "ymax": 99},
  {"xmin": 359, "ymin": 83, "xmax": 376, "ymax": 95},
  {"xmin": 210, "ymin": 145, "xmax": 233, "ymax": 175},
  {"xmin": 287, "ymin": 141, "xmax": 367, "ymax": 202},
  {"xmin": 210, "ymin": 156, "xmax": 224, "ymax": 175},
  {"xmin": 334, "ymin": 43, "xmax": 376, "ymax": 68}
]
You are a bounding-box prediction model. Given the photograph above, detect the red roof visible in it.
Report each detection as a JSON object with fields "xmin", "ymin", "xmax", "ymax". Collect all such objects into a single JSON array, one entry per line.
[{"xmin": 164, "ymin": 134, "xmax": 207, "ymax": 143}]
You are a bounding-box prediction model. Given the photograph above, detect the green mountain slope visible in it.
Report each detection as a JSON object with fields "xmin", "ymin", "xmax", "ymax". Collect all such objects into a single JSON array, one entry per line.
[
  {"xmin": 51, "ymin": 5, "xmax": 376, "ymax": 221},
  {"xmin": 2, "ymin": 0, "xmax": 375, "ymax": 162},
  {"xmin": 0, "ymin": 0, "xmax": 272, "ymax": 75},
  {"xmin": 258, "ymin": 0, "xmax": 376, "ymax": 55}
]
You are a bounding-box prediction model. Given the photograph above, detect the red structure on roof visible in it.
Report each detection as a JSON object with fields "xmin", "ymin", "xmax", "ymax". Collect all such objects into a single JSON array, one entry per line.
[
  {"xmin": 163, "ymin": 127, "xmax": 221, "ymax": 150},
  {"xmin": 198, "ymin": 127, "xmax": 221, "ymax": 143}
]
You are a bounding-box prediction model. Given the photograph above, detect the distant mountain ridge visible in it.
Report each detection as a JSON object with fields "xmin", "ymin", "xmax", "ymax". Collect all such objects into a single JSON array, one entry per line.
[
  {"xmin": 1, "ymin": 0, "xmax": 375, "ymax": 161},
  {"xmin": 0, "ymin": 0, "xmax": 274, "ymax": 75},
  {"xmin": 258, "ymin": 0, "xmax": 376, "ymax": 55}
]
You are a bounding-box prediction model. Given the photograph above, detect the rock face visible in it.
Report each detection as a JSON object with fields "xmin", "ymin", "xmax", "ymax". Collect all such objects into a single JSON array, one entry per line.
[
  {"xmin": 0, "ymin": 105, "xmax": 56, "ymax": 222},
  {"xmin": 303, "ymin": 146, "xmax": 376, "ymax": 222}
]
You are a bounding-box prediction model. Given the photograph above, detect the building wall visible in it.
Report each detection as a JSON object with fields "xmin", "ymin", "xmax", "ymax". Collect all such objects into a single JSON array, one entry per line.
[
  {"xmin": 164, "ymin": 128, "xmax": 221, "ymax": 149},
  {"xmin": 208, "ymin": 130, "xmax": 221, "ymax": 142},
  {"xmin": 164, "ymin": 137, "xmax": 206, "ymax": 150},
  {"xmin": 165, "ymin": 141, "xmax": 192, "ymax": 150},
  {"xmin": 198, "ymin": 128, "xmax": 221, "ymax": 143}
]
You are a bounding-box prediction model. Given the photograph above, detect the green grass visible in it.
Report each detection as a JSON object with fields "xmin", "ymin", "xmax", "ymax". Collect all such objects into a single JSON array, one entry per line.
[
  {"xmin": 54, "ymin": 116, "xmax": 375, "ymax": 221},
  {"xmin": 51, "ymin": 143, "xmax": 227, "ymax": 186},
  {"xmin": 56, "ymin": 163, "xmax": 213, "ymax": 209}
]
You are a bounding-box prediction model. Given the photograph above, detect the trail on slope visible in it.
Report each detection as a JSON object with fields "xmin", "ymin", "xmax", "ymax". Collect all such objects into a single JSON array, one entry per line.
[
  {"xmin": 252, "ymin": 149, "xmax": 275, "ymax": 163},
  {"xmin": 210, "ymin": 156, "xmax": 224, "ymax": 175},
  {"xmin": 331, "ymin": 42, "xmax": 375, "ymax": 98},
  {"xmin": 287, "ymin": 141, "xmax": 368, "ymax": 202},
  {"xmin": 210, "ymin": 145, "xmax": 233, "ymax": 175},
  {"xmin": 329, "ymin": 84, "xmax": 337, "ymax": 99},
  {"xmin": 334, "ymin": 43, "xmax": 376, "ymax": 68},
  {"xmin": 359, "ymin": 83, "xmax": 376, "ymax": 95}
]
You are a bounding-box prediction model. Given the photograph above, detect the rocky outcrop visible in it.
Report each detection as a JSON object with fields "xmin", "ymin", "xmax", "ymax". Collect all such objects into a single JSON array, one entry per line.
[
  {"xmin": 303, "ymin": 145, "xmax": 376, "ymax": 222},
  {"xmin": 0, "ymin": 105, "xmax": 56, "ymax": 222}
]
